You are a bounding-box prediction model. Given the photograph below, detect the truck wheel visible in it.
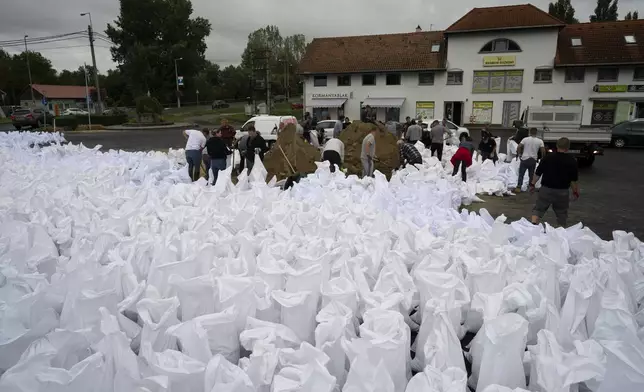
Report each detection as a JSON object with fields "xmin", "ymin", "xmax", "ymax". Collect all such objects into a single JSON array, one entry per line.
[{"xmin": 612, "ymin": 138, "xmax": 626, "ymax": 148}]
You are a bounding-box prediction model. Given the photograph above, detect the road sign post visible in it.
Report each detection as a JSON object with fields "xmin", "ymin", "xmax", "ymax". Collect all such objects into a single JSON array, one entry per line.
[{"xmin": 42, "ymin": 97, "xmax": 48, "ymax": 127}]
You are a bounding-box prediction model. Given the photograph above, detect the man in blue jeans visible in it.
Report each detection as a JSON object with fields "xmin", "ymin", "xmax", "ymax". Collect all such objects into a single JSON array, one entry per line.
[
  {"xmin": 515, "ymin": 127, "xmax": 545, "ymax": 193},
  {"xmin": 183, "ymin": 128, "xmax": 208, "ymax": 181},
  {"xmin": 206, "ymin": 128, "xmax": 232, "ymax": 185}
]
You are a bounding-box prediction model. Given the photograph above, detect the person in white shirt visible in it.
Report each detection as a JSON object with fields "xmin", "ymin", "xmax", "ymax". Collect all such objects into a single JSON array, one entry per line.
[
  {"xmin": 322, "ymin": 137, "xmax": 345, "ymax": 172},
  {"xmin": 182, "ymin": 128, "xmax": 208, "ymax": 181},
  {"xmin": 515, "ymin": 127, "xmax": 546, "ymax": 192}
]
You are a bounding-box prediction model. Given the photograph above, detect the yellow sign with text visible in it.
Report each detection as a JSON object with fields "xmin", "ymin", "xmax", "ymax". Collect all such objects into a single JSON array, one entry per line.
[
  {"xmin": 483, "ymin": 56, "xmax": 516, "ymax": 67},
  {"xmin": 416, "ymin": 101, "xmax": 435, "ymax": 109}
]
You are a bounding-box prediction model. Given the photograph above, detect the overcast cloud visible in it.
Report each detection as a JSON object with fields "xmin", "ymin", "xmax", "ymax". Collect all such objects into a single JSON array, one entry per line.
[{"xmin": 0, "ymin": 0, "xmax": 641, "ymax": 72}]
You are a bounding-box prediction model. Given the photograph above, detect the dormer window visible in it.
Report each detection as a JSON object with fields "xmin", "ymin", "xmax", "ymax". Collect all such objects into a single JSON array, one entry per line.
[
  {"xmin": 431, "ymin": 43, "xmax": 440, "ymax": 52},
  {"xmin": 479, "ymin": 38, "xmax": 521, "ymax": 53},
  {"xmin": 625, "ymin": 35, "xmax": 636, "ymax": 44},
  {"xmin": 571, "ymin": 37, "xmax": 582, "ymax": 47}
]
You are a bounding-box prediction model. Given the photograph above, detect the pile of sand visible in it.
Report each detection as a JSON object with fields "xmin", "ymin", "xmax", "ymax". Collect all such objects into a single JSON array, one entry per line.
[
  {"xmin": 263, "ymin": 124, "xmax": 320, "ymax": 181},
  {"xmin": 339, "ymin": 121, "xmax": 400, "ymax": 178}
]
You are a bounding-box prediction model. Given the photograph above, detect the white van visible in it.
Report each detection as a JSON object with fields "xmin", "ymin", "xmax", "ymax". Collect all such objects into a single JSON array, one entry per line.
[{"xmin": 235, "ymin": 115, "xmax": 298, "ymax": 143}]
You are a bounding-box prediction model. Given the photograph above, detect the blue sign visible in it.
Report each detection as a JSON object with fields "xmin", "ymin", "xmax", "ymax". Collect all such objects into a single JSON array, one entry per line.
[
  {"xmin": 87, "ymin": 95, "xmax": 92, "ymax": 104},
  {"xmin": 41, "ymin": 97, "xmax": 48, "ymax": 106},
  {"xmin": 177, "ymin": 76, "xmax": 184, "ymax": 86}
]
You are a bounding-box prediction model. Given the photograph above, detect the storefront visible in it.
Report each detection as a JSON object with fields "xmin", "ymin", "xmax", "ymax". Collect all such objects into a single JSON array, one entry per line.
[
  {"xmin": 308, "ymin": 93, "xmax": 348, "ymax": 120},
  {"xmin": 415, "ymin": 101, "xmax": 435, "ymax": 121},
  {"xmin": 590, "ymin": 84, "xmax": 644, "ymax": 124},
  {"xmin": 360, "ymin": 97, "xmax": 405, "ymax": 122}
]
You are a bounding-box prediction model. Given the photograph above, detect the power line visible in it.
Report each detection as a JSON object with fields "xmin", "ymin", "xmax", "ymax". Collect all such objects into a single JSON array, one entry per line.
[
  {"xmin": 0, "ymin": 36, "xmax": 89, "ymax": 49},
  {"xmin": 0, "ymin": 31, "xmax": 88, "ymax": 46}
]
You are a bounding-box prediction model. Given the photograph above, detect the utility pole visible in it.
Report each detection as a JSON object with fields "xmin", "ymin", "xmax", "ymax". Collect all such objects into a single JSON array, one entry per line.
[
  {"xmin": 81, "ymin": 13, "xmax": 103, "ymax": 113},
  {"xmin": 174, "ymin": 58, "xmax": 183, "ymax": 108},
  {"xmin": 24, "ymin": 35, "xmax": 35, "ymax": 104},
  {"xmin": 83, "ymin": 64, "xmax": 92, "ymax": 129},
  {"xmin": 266, "ymin": 56, "xmax": 271, "ymax": 114}
]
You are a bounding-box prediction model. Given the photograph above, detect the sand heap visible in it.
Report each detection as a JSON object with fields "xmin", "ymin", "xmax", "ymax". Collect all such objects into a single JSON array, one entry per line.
[
  {"xmin": 263, "ymin": 124, "xmax": 320, "ymax": 181},
  {"xmin": 339, "ymin": 121, "xmax": 399, "ymax": 178}
]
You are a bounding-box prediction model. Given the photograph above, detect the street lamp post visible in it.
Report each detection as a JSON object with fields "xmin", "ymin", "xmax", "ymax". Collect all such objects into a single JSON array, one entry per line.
[
  {"xmin": 80, "ymin": 12, "xmax": 103, "ymax": 113},
  {"xmin": 24, "ymin": 35, "xmax": 35, "ymax": 104},
  {"xmin": 174, "ymin": 58, "xmax": 183, "ymax": 108}
]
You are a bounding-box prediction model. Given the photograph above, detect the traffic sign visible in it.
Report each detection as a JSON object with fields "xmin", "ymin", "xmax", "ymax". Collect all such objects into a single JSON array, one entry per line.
[
  {"xmin": 41, "ymin": 97, "xmax": 48, "ymax": 106},
  {"xmin": 177, "ymin": 76, "xmax": 184, "ymax": 86}
]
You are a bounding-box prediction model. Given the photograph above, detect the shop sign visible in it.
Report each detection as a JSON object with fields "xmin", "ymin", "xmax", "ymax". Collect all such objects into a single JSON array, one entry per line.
[
  {"xmin": 593, "ymin": 84, "xmax": 644, "ymax": 93},
  {"xmin": 311, "ymin": 93, "xmax": 349, "ymax": 98},
  {"xmin": 472, "ymin": 70, "xmax": 523, "ymax": 93},
  {"xmin": 472, "ymin": 101, "xmax": 493, "ymax": 124},
  {"xmin": 590, "ymin": 101, "xmax": 617, "ymax": 125},
  {"xmin": 542, "ymin": 99, "xmax": 582, "ymax": 106},
  {"xmin": 415, "ymin": 101, "xmax": 435, "ymax": 120},
  {"xmin": 483, "ymin": 56, "xmax": 516, "ymax": 67}
]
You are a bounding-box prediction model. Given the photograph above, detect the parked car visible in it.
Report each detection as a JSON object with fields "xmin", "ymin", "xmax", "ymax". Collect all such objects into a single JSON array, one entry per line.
[
  {"xmin": 291, "ymin": 103, "xmax": 304, "ymax": 110},
  {"xmin": 212, "ymin": 100, "xmax": 230, "ymax": 109},
  {"xmin": 273, "ymin": 95, "xmax": 287, "ymax": 103},
  {"xmin": 425, "ymin": 118, "xmax": 470, "ymax": 145},
  {"xmin": 61, "ymin": 108, "xmax": 89, "ymax": 116},
  {"xmin": 611, "ymin": 119, "xmax": 644, "ymax": 148},
  {"xmin": 315, "ymin": 120, "xmax": 341, "ymax": 142},
  {"xmin": 235, "ymin": 115, "xmax": 298, "ymax": 147},
  {"xmin": 11, "ymin": 108, "xmax": 50, "ymax": 129}
]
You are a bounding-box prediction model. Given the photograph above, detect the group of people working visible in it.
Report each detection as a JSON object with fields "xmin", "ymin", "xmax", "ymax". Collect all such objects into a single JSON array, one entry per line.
[{"xmin": 182, "ymin": 119, "xmax": 269, "ymax": 185}]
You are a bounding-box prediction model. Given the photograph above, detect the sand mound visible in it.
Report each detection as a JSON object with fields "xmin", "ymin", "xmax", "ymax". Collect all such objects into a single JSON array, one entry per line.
[
  {"xmin": 263, "ymin": 124, "xmax": 320, "ymax": 181},
  {"xmin": 339, "ymin": 121, "xmax": 399, "ymax": 178}
]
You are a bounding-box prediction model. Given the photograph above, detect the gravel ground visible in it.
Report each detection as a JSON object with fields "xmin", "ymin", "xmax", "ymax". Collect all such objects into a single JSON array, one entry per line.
[{"xmin": 3, "ymin": 125, "xmax": 642, "ymax": 240}]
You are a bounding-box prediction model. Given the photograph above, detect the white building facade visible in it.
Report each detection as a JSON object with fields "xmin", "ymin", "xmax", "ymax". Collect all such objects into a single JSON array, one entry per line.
[{"xmin": 299, "ymin": 4, "xmax": 644, "ymax": 127}]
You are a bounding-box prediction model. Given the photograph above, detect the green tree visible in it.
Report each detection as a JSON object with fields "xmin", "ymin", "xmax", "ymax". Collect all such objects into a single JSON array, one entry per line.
[
  {"xmin": 591, "ymin": 0, "xmax": 619, "ymax": 22},
  {"xmin": 624, "ymin": 10, "xmax": 639, "ymax": 20},
  {"xmin": 548, "ymin": 0, "xmax": 579, "ymax": 23},
  {"xmin": 0, "ymin": 50, "xmax": 58, "ymax": 104},
  {"xmin": 105, "ymin": 0, "xmax": 212, "ymax": 105},
  {"xmin": 57, "ymin": 66, "xmax": 92, "ymax": 86}
]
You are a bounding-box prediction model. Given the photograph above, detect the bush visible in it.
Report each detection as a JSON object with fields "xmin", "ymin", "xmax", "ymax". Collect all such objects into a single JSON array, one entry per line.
[
  {"xmin": 135, "ymin": 95, "xmax": 163, "ymax": 123},
  {"xmin": 53, "ymin": 116, "xmax": 79, "ymax": 130}
]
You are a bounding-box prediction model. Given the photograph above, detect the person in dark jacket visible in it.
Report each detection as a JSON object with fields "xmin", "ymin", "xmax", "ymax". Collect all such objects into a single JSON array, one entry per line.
[
  {"xmin": 217, "ymin": 119, "xmax": 236, "ymax": 147},
  {"xmin": 397, "ymin": 140, "xmax": 422, "ymax": 168},
  {"xmin": 206, "ymin": 128, "xmax": 232, "ymax": 185},
  {"xmin": 245, "ymin": 126, "xmax": 268, "ymax": 173},
  {"xmin": 478, "ymin": 130, "xmax": 498, "ymax": 163}
]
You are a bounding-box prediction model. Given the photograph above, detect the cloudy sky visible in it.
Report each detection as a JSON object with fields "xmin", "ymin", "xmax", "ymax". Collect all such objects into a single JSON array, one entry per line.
[{"xmin": 0, "ymin": 0, "xmax": 641, "ymax": 72}]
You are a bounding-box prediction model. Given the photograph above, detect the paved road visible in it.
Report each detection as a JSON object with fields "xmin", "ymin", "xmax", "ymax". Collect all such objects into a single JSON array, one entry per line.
[{"xmin": 1, "ymin": 126, "xmax": 642, "ymax": 240}]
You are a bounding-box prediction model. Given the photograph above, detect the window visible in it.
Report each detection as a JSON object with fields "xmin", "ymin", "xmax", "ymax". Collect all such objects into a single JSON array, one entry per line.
[
  {"xmin": 472, "ymin": 70, "xmax": 524, "ymax": 93},
  {"xmin": 571, "ymin": 37, "xmax": 582, "ymax": 47},
  {"xmin": 634, "ymin": 67, "xmax": 644, "ymax": 81},
  {"xmin": 431, "ymin": 43, "xmax": 440, "ymax": 52},
  {"xmin": 447, "ymin": 71, "xmax": 463, "ymax": 85},
  {"xmin": 418, "ymin": 72, "xmax": 435, "ymax": 85},
  {"xmin": 597, "ymin": 67, "xmax": 619, "ymax": 82},
  {"xmin": 534, "ymin": 69, "xmax": 553, "ymax": 83},
  {"xmin": 625, "ymin": 35, "xmax": 636, "ymax": 44},
  {"xmin": 313, "ymin": 75, "xmax": 327, "ymax": 87},
  {"xmin": 337, "ymin": 75, "xmax": 351, "ymax": 86},
  {"xmin": 386, "ymin": 73, "xmax": 401, "ymax": 85},
  {"xmin": 590, "ymin": 101, "xmax": 617, "ymax": 125},
  {"xmin": 385, "ymin": 107, "xmax": 400, "ymax": 122},
  {"xmin": 565, "ymin": 68, "xmax": 585, "ymax": 83},
  {"xmin": 362, "ymin": 74, "xmax": 376, "ymax": 86},
  {"xmin": 479, "ymin": 38, "xmax": 521, "ymax": 53}
]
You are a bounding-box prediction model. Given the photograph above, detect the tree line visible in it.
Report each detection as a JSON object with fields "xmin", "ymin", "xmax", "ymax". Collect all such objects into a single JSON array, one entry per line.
[
  {"xmin": 0, "ymin": 0, "xmax": 307, "ymax": 107},
  {"xmin": 549, "ymin": 0, "xmax": 638, "ymax": 23}
]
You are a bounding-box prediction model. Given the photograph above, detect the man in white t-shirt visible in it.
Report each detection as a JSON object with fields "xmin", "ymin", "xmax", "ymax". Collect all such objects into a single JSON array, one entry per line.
[
  {"xmin": 182, "ymin": 128, "xmax": 208, "ymax": 181},
  {"xmin": 322, "ymin": 137, "xmax": 345, "ymax": 173},
  {"xmin": 515, "ymin": 127, "xmax": 545, "ymax": 192}
]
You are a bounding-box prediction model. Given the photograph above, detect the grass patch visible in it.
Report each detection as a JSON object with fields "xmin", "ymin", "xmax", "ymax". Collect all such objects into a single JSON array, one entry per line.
[{"xmin": 0, "ymin": 117, "xmax": 12, "ymax": 124}]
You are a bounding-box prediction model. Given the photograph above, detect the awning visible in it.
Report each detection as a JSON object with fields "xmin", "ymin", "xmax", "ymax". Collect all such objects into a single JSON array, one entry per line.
[
  {"xmin": 362, "ymin": 97, "xmax": 405, "ymax": 108},
  {"xmin": 309, "ymin": 98, "xmax": 347, "ymax": 108}
]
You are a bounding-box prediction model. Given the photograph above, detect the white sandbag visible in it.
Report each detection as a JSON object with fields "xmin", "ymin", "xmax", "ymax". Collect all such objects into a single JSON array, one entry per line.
[
  {"xmin": 166, "ymin": 318, "xmax": 212, "ymax": 363},
  {"xmin": 137, "ymin": 295, "xmax": 181, "ymax": 352},
  {"xmin": 240, "ymin": 317, "xmax": 301, "ymax": 351},
  {"xmin": 347, "ymin": 309, "xmax": 411, "ymax": 392},
  {"xmin": 412, "ymin": 299, "xmax": 465, "ymax": 373},
  {"xmin": 239, "ymin": 342, "xmax": 279, "ymax": 392},
  {"xmin": 168, "ymin": 274, "xmax": 216, "ymax": 321},
  {"xmin": 343, "ymin": 355, "xmax": 395, "ymax": 392},
  {"xmin": 216, "ymin": 276, "xmax": 258, "ymax": 330},
  {"xmin": 405, "ymin": 366, "xmax": 467, "ymax": 392},
  {"xmin": 204, "ymin": 354, "xmax": 255, "ymax": 392},
  {"xmin": 140, "ymin": 342, "xmax": 205, "ymax": 392},
  {"xmin": 480, "ymin": 386, "xmax": 530, "ymax": 392},
  {"xmin": 413, "ymin": 270, "xmax": 470, "ymax": 323},
  {"xmin": 195, "ymin": 307, "xmax": 240, "ymax": 364},
  {"xmin": 321, "ymin": 277, "xmax": 359, "ymax": 316},
  {"xmin": 272, "ymin": 290, "xmax": 318, "ymax": 344},
  {"xmin": 273, "ymin": 342, "xmax": 336, "ymax": 392},
  {"xmin": 373, "ymin": 260, "xmax": 417, "ymax": 313},
  {"xmin": 468, "ymin": 313, "xmax": 529, "ymax": 391}
]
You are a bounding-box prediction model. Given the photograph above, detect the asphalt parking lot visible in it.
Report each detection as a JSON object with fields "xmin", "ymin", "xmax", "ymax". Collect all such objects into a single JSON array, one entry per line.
[{"xmin": 2, "ymin": 125, "xmax": 642, "ymax": 240}]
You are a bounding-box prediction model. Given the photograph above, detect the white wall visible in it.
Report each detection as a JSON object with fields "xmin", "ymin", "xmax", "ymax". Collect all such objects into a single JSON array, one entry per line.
[{"xmin": 303, "ymin": 27, "xmax": 644, "ymax": 126}]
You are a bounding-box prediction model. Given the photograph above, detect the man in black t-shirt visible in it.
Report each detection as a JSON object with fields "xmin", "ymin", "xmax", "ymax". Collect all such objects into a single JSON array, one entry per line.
[{"xmin": 529, "ymin": 137, "xmax": 580, "ymax": 227}]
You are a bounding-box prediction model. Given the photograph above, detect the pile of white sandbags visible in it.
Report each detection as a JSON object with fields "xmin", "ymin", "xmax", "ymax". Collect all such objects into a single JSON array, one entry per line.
[{"xmin": 0, "ymin": 132, "xmax": 643, "ymax": 392}]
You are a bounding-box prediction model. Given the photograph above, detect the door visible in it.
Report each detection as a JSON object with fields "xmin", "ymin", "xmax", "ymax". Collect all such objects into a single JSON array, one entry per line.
[{"xmin": 502, "ymin": 101, "xmax": 521, "ymax": 127}]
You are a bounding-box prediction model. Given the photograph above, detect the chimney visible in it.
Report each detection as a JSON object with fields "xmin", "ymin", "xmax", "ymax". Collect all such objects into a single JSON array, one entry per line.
[{"xmin": 416, "ymin": 25, "xmax": 422, "ymax": 32}]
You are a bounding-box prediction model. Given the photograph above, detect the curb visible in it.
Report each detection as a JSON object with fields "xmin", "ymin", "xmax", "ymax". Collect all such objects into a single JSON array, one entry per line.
[{"xmin": 104, "ymin": 122, "xmax": 195, "ymax": 131}]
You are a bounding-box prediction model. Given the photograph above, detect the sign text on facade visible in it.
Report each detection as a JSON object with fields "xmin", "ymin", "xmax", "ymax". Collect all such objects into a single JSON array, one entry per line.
[
  {"xmin": 483, "ymin": 56, "xmax": 516, "ymax": 67},
  {"xmin": 312, "ymin": 93, "xmax": 349, "ymax": 99}
]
